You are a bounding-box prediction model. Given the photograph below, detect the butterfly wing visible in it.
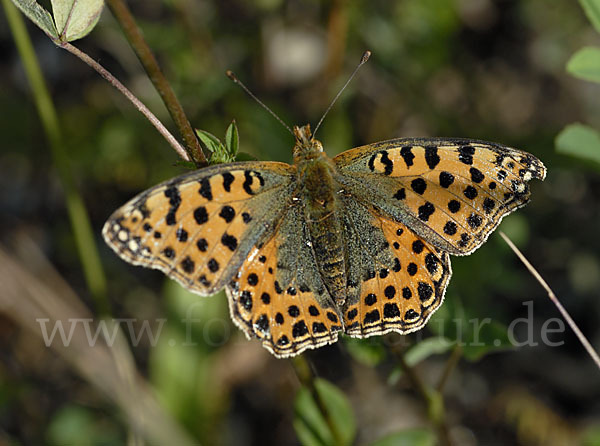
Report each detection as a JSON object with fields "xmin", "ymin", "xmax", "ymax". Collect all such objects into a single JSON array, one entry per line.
[
  {"xmin": 227, "ymin": 203, "xmax": 344, "ymax": 358},
  {"xmin": 341, "ymin": 197, "xmax": 451, "ymax": 336},
  {"xmin": 103, "ymin": 162, "xmax": 294, "ymax": 296},
  {"xmin": 334, "ymin": 138, "xmax": 546, "ymax": 255}
]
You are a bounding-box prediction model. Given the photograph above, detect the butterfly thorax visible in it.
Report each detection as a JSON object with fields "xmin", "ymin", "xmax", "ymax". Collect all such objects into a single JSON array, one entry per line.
[{"xmin": 293, "ymin": 124, "xmax": 347, "ymax": 305}]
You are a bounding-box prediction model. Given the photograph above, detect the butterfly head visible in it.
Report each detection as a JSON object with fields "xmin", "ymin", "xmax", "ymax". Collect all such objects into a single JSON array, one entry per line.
[{"xmin": 293, "ymin": 124, "xmax": 324, "ymax": 162}]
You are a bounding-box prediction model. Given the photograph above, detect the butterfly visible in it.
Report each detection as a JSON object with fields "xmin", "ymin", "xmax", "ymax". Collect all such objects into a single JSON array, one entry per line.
[{"xmin": 103, "ymin": 124, "xmax": 546, "ymax": 358}]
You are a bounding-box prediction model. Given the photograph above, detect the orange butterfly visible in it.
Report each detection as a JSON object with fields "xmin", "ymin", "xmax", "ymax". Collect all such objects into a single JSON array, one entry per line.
[{"xmin": 103, "ymin": 123, "xmax": 545, "ymax": 358}]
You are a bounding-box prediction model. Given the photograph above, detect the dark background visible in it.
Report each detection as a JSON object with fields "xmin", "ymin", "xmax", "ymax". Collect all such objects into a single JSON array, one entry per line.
[{"xmin": 1, "ymin": 0, "xmax": 600, "ymax": 445}]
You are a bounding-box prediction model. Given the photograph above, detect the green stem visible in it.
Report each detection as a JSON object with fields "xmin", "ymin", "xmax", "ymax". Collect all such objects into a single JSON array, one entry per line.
[
  {"xmin": 393, "ymin": 347, "xmax": 452, "ymax": 446},
  {"xmin": 437, "ymin": 344, "xmax": 462, "ymax": 392},
  {"xmin": 291, "ymin": 356, "xmax": 344, "ymax": 446},
  {"xmin": 3, "ymin": 0, "xmax": 109, "ymax": 315},
  {"xmin": 105, "ymin": 0, "xmax": 208, "ymax": 166}
]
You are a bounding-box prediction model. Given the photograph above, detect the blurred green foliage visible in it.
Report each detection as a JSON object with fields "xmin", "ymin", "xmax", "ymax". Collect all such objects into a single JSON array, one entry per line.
[
  {"xmin": 555, "ymin": 0, "xmax": 600, "ymax": 168},
  {"xmin": 294, "ymin": 378, "xmax": 356, "ymax": 446}
]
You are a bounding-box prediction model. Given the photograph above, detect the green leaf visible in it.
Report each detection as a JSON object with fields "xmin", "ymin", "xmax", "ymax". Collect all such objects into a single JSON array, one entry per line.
[
  {"xmin": 388, "ymin": 337, "xmax": 453, "ymax": 385},
  {"xmin": 294, "ymin": 386, "xmax": 333, "ymax": 446},
  {"xmin": 10, "ymin": 0, "xmax": 58, "ymax": 38},
  {"xmin": 343, "ymin": 336, "xmax": 387, "ymax": 366},
  {"xmin": 405, "ymin": 337, "xmax": 453, "ymax": 364},
  {"xmin": 566, "ymin": 46, "xmax": 600, "ymax": 83},
  {"xmin": 580, "ymin": 0, "xmax": 600, "ymax": 34},
  {"xmin": 294, "ymin": 378, "xmax": 356, "ymax": 446},
  {"xmin": 195, "ymin": 129, "xmax": 222, "ymax": 153},
  {"xmin": 370, "ymin": 429, "xmax": 436, "ymax": 446},
  {"xmin": 556, "ymin": 123, "xmax": 600, "ymax": 166},
  {"xmin": 225, "ymin": 119, "xmax": 239, "ymax": 157},
  {"xmin": 50, "ymin": 0, "xmax": 104, "ymax": 42}
]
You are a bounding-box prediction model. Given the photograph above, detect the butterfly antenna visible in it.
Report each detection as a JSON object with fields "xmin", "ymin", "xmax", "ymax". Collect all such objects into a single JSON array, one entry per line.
[
  {"xmin": 313, "ymin": 50, "xmax": 371, "ymax": 137},
  {"xmin": 226, "ymin": 70, "xmax": 294, "ymax": 136}
]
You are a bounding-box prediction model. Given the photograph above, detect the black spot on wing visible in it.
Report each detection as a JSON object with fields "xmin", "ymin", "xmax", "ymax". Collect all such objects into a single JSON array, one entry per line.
[
  {"xmin": 411, "ymin": 178, "xmax": 427, "ymax": 195},
  {"xmin": 400, "ymin": 146, "xmax": 415, "ymax": 167},
  {"xmin": 180, "ymin": 256, "xmax": 195, "ymax": 273},
  {"xmin": 458, "ymin": 145, "xmax": 475, "ymax": 165},
  {"xmin": 448, "ymin": 200, "xmax": 461, "ymax": 213},
  {"xmin": 380, "ymin": 151, "xmax": 393, "ymax": 175},
  {"xmin": 199, "ymin": 178, "xmax": 212, "ymax": 200},
  {"xmin": 164, "ymin": 186, "xmax": 181, "ymax": 226},
  {"xmin": 393, "ymin": 188, "xmax": 406, "ymax": 200},
  {"xmin": 222, "ymin": 172, "xmax": 234, "ymax": 192},
  {"xmin": 176, "ymin": 228, "xmax": 188, "ymax": 242},
  {"xmin": 483, "ymin": 198, "xmax": 496, "ymax": 213},
  {"xmin": 470, "ymin": 167, "xmax": 484, "ymax": 183},
  {"xmin": 439, "ymin": 172, "xmax": 454, "ymax": 188},
  {"xmin": 242, "ymin": 170, "xmax": 264, "ymax": 195},
  {"xmin": 221, "ymin": 233, "xmax": 238, "ymax": 251},
  {"xmin": 425, "ymin": 146, "xmax": 440, "ymax": 169},
  {"xmin": 194, "ymin": 206, "xmax": 208, "ymax": 224},
  {"xmin": 383, "ymin": 303, "xmax": 401, "ymax": 318},
  {"xmin": 464, "ymin": 186, "xmax": 478, "ymax": 200},
  {"xmin": 219, "ymin": 205, "xmax": 235, "ymax": 223},
  {"xmin": 418, "ymin": 202, "xmax": 435, "ymax": 221}
]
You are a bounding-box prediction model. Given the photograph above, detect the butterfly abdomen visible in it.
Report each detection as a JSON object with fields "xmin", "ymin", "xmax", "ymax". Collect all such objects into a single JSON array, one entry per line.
[{"xmin": 299, "ymin": 155, "xmax": 347, "ymax": 305}]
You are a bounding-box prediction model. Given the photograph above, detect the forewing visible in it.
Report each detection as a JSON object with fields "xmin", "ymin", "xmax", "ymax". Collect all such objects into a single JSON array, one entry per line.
[
  {"xmin": 341, "ymin": 198, "xmax": 451, "ymax": 337},
  {"xmin": 227, "ymin": 204, "xmax": 344, "ymax": 358},
  {"xmin": 103, "ymin": 162, "xmax": 294, "ymax": 295},
  {"xmin": 334, "ymin": 138, "xmax": 546, "ymax": 255}
]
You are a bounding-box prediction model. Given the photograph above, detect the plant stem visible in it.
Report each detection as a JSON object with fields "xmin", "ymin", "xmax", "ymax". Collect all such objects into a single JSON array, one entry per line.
[
  {"xmin": 59, "ymin": 42, "xmax": 191, "ymax": 162},
  {"xmin": 105, "ymin": 0, "xmax": 207, "ymax": 166},
  {"xmin": 499, "ymin": 231, "xmax": 600, "ymax": 370},
  {"xmin": 3, "ymin": 0, "xmax": 109, "ymax": 315},
  {"xmin": 393, "ymin": 347, "xmax": 452, "ymax": 446},
  {"xmin": 437, "ymin": 344, "xmax": 462, "ymax": 392},
  {"xmin": 291, "ymin": 356, "xmax": 344, "ymax": 446}
]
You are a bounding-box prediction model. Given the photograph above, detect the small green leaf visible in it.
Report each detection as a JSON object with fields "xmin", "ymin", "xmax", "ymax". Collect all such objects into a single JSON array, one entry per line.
[
  {"xmin": 294, "ymin": 378, "xmax": 356, "ymax": 446},
  {"xmin": 51, "ymin": 0, "xmax": 104, "ymax": 42},
  {"xmin": 370, "ymin": 429, "xmax": 436, "ymax": 446},
  {"xmin": 580, "ymin": 0, "xmax": 600, "ymax": 34},
  {"xmin": 294, "ymin": 386, "xmax": 333, "ymax": 446},
  {"xmin": 343, "ymin": 336, "xmax": 387, "ymax": 366},
  {"xmin": 566, "ymin": 46, "xmax": 600, "ymax": 83},
  {"xmin": 225, "ymin": 120, "xmax": 239, "ymax": 157},
  {"xmin": 10, "ymin": 0, "xmax": 58, "ymax": 38},
  {"xmin": 405, "ymin": 337, "xmax": 453, "ymax": 365},
  {"xmin": 388, "ymin": 337, "xmax": 453, "ymax": 385},
  {"xmin": 556, "ymin": 123, "xmax": 600, "ymax": 166},
  {"xmin": 195, "ymin": 129, "xmax": 222, "ymax": 153}
]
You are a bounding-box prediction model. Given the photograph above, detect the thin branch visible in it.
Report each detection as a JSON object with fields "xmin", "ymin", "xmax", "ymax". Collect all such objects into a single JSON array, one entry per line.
[
  {"xmin": 436, "ymin": 344, "xmax": 462, "ymax": 393},
  {"xmin": 59, "ymin": 42, "xmax": 191, "ymax": 162},
  {"xmin": 105, "ymin": 0, "xmax": 207, "ymax": 166},
  {"xmin": 499, "ymin": 231, "xmax": 600, "ymax": 371}
]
